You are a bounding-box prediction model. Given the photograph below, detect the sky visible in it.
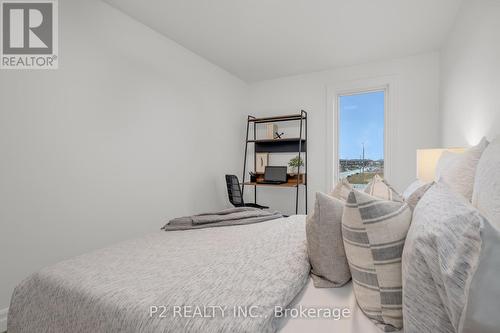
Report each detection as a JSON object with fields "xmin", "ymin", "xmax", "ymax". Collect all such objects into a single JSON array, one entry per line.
[{"xmin": 339, "ymin": 91, "xmax": 384, "ymax": 160}]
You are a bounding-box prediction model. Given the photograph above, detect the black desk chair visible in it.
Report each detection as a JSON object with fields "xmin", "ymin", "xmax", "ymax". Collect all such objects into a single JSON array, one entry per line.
[{"xmin": 225, "ymin": 175, "xmax": 269, "ymax": 209}]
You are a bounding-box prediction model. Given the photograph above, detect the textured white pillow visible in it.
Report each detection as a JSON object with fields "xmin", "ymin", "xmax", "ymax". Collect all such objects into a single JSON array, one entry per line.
[
  {"xmin": 436, "ymin": 137, "xmax": 489, "ymax": 201},
  {"xmin": 403, "ymin": 182, "xmax": 490, "ymax": 333},
  {"xmin": 473, "ymin": 137, "xmax": 500, "ymax": 226}
]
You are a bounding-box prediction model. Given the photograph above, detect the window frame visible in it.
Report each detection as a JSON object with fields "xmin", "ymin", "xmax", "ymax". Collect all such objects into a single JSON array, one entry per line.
[{"xmin": 326, "ymin": 77, "xmax": 397, "ymax": 192}]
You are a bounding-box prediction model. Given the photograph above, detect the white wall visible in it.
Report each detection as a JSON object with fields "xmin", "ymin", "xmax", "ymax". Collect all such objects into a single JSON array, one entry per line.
[
  {"xmin": 440, "ymin": 0, "xmax": 500, "ymax": 147},
  {"xmin": 247, "ymin": 53, "xmax": 441, "ymax": 214},
  {"xmin": 0, "ymin": 0, "xmax": 451, "ymax": 321},
  {"xmin": 0, "ymin": 0, "xmax": 247, "ymax": 313}
]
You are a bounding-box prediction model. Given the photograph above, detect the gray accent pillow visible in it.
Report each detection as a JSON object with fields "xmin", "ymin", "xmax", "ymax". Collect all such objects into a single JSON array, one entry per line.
[
  {"xmin": 343, "ymin": 189, "xmax": 411, "ymax": 331},
  {"xmin": 306, "ymin": 192, "xmax": 351, "ymax": 288},
  {"xmin": 402, "ymin": 180, "xmax": 425, "ymax": 199},
  {"xmin": 405, "ymin": 181, "xmax": 434, "ymax": 212}
]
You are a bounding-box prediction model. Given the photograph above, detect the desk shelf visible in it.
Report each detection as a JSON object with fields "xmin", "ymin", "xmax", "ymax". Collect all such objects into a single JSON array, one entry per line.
[
  {"xmin": 241, "ymin": 111, "xmax": 308, "ymax": 214},
  {"xmin": 247, "ymin": 114, "xmax": 306, "ymax": 124},
  {"xmin": 244, "ymin": 173, "xmax": 306, "ymax": 188},
  {"xmin": 247, "ymin": 138, "xmax": 307, "ymax": 153},
  {"xmin": 243, "ymin": 182, "xmax": 303, "ymax": 188}
]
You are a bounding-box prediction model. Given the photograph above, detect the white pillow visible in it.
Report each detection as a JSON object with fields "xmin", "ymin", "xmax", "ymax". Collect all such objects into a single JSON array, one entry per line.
[
  {"xmin": 435, "ymin": 151, "xmax": 460, "ymax": 180},
  {"xmin": 436, "ymin": 137, "xmax": 489, "ymax": 201},
  {"xmin": 472, "ymin": 137, "xmax": 500, "ymax": 226}
]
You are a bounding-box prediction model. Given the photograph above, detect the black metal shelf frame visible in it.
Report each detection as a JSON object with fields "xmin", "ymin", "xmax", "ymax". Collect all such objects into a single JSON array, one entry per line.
[{"xmin": 241, "ymin": 110, "xmax": 308, "ymax": 214}]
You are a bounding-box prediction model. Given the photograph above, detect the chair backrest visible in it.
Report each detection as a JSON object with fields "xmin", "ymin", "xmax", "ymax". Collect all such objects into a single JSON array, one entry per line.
[{"xmin": 225, "ymin": 175, "xmax": 244, "ymax": 207}]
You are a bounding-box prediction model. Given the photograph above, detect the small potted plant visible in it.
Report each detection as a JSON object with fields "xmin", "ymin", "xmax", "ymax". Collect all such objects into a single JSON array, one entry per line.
[{"xmin": 288, "ymin": 156, "xmax": 304, "ymax": 176}]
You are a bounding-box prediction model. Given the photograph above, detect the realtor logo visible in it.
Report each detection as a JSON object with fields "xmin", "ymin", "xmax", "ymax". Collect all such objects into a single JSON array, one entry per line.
[{"xmin": 1, "ymin": 0, "xmax": 58, "ymax": 69}]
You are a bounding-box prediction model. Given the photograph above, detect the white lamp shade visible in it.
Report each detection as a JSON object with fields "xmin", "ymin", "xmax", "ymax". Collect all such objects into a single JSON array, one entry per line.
[{"xmin": 416, "ymin": 148, "xmax": 465, "ymax": 182}]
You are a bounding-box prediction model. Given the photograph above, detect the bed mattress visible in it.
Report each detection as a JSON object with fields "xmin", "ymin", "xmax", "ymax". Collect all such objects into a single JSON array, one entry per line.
[{"xmin": 8, "ymin": 215, "xmax": 310, "ymax": 333}]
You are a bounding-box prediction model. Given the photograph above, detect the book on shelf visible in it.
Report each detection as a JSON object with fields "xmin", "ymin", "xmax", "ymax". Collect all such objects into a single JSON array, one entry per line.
[{"xmin": 266, "ymin": 124, "xmax": 278, "ymax": 139}]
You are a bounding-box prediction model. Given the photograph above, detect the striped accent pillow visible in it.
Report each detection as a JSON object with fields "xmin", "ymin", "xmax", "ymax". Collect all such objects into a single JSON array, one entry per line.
[
  {"xmin": 364, "ymin": 174, "xmax": 404, "ymax": 202},
  {"xmin": 329, "ymin": 178, "xmax": 353, "ymax": 201},
  {"xmin": 342, "ymin": 189, "xmax": 411, "ymax": 331}
]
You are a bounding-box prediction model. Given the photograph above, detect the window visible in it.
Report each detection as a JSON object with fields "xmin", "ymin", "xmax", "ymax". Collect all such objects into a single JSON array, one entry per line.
[{"xmin": 338, "ymin": 90, "xmax": 385, "ymax": 189}]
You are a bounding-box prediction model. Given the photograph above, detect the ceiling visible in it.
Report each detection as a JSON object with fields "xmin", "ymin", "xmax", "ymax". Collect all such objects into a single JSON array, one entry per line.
[{"xmin": 104, "ymin": 0, "xmax": 463, "ymax": 82}]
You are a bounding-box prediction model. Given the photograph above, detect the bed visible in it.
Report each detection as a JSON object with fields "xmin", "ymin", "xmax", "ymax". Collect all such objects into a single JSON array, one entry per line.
[{"xmin": 8, "ymin": 215, "xmax": 384, "ymax": 333}]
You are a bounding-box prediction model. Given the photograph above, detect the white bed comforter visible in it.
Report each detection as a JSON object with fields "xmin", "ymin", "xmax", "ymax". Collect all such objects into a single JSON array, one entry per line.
[{"xmin": 8, "ymin": 216, "xmax": 310, "ymax": 333}]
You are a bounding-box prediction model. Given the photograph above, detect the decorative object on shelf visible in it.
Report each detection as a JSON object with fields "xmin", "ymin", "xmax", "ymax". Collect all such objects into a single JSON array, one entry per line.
[
  {"xmin": 274, "ymin": 131, "xmax": 284, "ymax": 139},
  {"xmin": 255, "ymin": 153, "xmax": 269, "ymax": 173},
  {"xmin": 266, "ymin": 124, "xmax": 278, "ymax": 139},
  {"xmin": 288, "ymin": 155, "xmax": 304, "ymax": 175}
]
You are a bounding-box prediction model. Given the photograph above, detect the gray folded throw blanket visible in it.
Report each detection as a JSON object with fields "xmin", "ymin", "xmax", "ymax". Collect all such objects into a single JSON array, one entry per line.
[{"xmin": 162, "ymin": 207, "xmax": 283, "ymax": 231}]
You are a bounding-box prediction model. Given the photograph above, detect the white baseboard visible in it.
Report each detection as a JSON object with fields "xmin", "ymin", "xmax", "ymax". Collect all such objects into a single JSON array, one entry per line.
[{"xmin": 0, "ymin": 307, "xmax": 7, "ymax": 332}]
